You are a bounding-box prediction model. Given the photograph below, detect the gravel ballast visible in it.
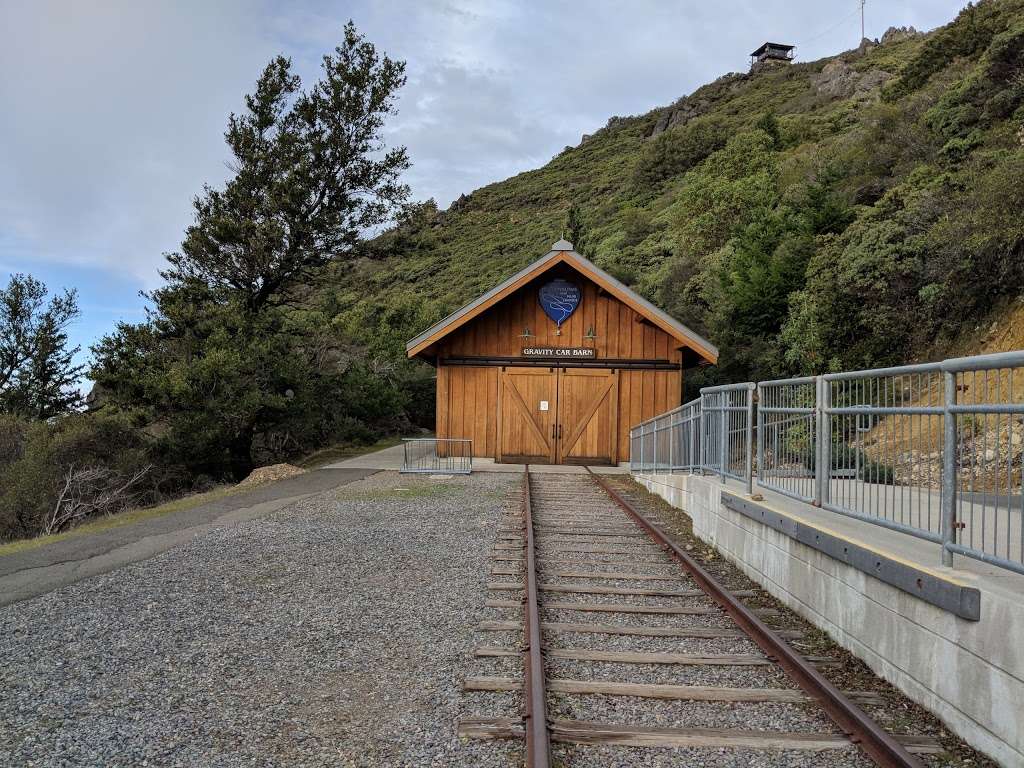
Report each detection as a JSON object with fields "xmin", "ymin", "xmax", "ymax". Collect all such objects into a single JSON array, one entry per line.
[{"xmin": 0, "ymin": 471, "xmax": 520, "ymax": 767}]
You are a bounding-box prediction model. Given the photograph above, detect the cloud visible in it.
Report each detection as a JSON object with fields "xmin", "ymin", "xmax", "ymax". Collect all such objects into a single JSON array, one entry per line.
[
  {"xmin": 0, "ymin": 0, "xmax": 275, "ymax": 286},
  {"xmin": 1, "ymin": 0, "xmax": 971, "ymax": 298}
]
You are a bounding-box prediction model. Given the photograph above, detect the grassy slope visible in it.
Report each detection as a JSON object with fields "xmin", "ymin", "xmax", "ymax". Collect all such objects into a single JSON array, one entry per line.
[
  {"xmin": 0, "ymin": 436, "xmax": 404, "ymax": 556},
  {"xmin": 0, "ymin": 486, "xmax": 237, "ymax": 556},
  {"xmin": 323, "ymin": 0, "xmax": 1024, "ymax": 379}
]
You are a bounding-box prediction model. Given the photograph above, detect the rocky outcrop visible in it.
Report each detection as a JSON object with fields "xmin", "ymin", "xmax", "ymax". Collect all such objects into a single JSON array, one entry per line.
[
  {"xmin": 647, "ymin": 74, "xmax": 746, "ymax": 139},
  {"xmin": 449, "ymin": 193, "xmax": 472, "ymax": 212},
  {"xmin": 881, "ymin": 25, "xmax": 921, "ymax": 45},
  {"xmin": 750, "ymin": 58, "xmax": 793, "ymax": 75},
  {"xmin": 648, "ymin": 96, "xmax": 713, "ymax": 138},
  {"xmin": 857, "ymin": 68, "xmax": 893, "ymax": 93},
  {"xmin": 649, "ymin": 98, "xmax": 709, "ymax": 138},
  {"xmin": 856, "ymin": 37, "xmax": 879, "ymax": 56},
  {"xmin": 812, "ymin": 58, "xmax": 892, "ymax": 99},
  {"xmin": 880, "ymin": 420, "xmax": 1023, "ymax": 490},
  {"xmin": 574, "ymin": 115, "xmax": 634, "ymax": 147},
  {"xmin": 85, "ymin": 382, "xmax": 109, "ymax": 411}
]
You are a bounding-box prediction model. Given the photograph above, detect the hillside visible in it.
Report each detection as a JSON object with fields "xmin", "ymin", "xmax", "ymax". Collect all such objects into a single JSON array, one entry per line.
[{"xmin": 321, "ymin": 0, "xmax": 1024, "ymax": 402}]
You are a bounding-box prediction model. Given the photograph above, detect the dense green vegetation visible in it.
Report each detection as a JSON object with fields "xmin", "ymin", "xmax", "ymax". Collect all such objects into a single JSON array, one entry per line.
[
  {"xmin": 1, "ymin": 24, "xmax": 414, "ymax": 541},
  {"xmin": 331, "ymin": 0, "xmax": 1024, "ymax": 397},
  {"xmin": 4, "ymin": 3, "xmax": 1023, "ymax": 542}
]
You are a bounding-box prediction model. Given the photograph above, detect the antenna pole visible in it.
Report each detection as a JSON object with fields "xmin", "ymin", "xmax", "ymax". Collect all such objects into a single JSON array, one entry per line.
[{"xmin": 860, "ymin": 0, "xmax": 866, "ymax": 40}]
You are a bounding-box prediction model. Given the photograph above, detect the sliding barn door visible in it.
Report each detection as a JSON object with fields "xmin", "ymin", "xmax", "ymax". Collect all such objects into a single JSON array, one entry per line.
[
  {"xmin": 557, "ymin": 369, "xmax": 618, "ymax": 465},
  {"xmin": 498, "ymin": 369, "xmax": 557, "ymax": 464}
]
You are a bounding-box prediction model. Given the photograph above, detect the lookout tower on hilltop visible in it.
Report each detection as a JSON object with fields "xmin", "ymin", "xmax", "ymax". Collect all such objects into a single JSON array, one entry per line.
[{"xmin": 750, "ymin": 42, "xmax": 795, "ymax": 67}]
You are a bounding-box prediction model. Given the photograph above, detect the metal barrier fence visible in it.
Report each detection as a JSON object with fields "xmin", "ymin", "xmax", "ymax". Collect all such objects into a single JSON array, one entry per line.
[
  {"xmin": 630, "ymin": 397, "xmax": 703, "ymax": 474},
  {"xmin": 757, "ymin": 376, "xmax": 817, "ymax": 505},
  {"xmin": 702, "ymin": 384, "xmax": 755, "ymax": 494},
  {"xmin": 400, "ymin": 438, "xmax": 473, "ymax": 474},
  {"xmin": 629, "ymin": 388, "xmax": 755, "ymax": 492},
  {"xmin": 629, "ymin": 351, "xmax": 1024, "ymax": 575}
]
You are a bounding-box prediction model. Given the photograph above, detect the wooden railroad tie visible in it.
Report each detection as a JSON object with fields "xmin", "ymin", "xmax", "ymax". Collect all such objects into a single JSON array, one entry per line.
[
  {"xmin": 456, "ymin": 718, "xmax": 943, "ymax": 753},
  {"xmin": 462, "ymin": 675, "xmax": 883, "ymax": 705},
  {"xmin": 537, "ymin": 556, "xmax": 676, "ymax": 566},
  {"xmin": 536, "ymin": 544, "xmax": 659, "ymax": 555},
  {"xmin": 486, "ymin": 583, "xmax": 756, "ymax": 598},
  {"xmin": 545, "ymin": 569, "xmax": 684, "ymax": 581},
  {"xmin": 472, "ymin": 646, "xmax": 834, "ymax": 667},
  {"xmin": 478, "ymin": 620, "xmax": 804, "ymax": 641},
  {"xmin": 534, "ymin": 528, "xmax": 643, "ymax": 535},
  {"xmin": 485, "ymin": 599, "xmax": 778, "ymax": 617}
]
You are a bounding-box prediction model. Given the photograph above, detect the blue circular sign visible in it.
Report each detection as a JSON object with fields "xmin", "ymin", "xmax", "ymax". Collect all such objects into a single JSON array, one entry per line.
[{"xmin": 538, "ymin": 279, "xmax": 581, "ymax": 328}]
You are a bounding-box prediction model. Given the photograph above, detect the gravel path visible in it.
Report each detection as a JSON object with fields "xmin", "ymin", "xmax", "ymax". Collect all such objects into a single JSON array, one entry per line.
[{"xmin": 0, "ymin": 471, "xmax": 520, "ymax": 767}]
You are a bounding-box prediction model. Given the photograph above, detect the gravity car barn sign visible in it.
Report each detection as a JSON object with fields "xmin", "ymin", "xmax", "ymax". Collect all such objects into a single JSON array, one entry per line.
[{"xmin": 521, "ymin": 346, "xmax": 596, "ymax": 358}]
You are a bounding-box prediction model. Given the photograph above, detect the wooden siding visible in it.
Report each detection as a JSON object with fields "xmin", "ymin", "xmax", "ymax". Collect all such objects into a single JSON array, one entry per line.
[
  {"xmin": 407, "ymin": 248, "xmax": 718, "ymax": 363},
  {"xmin": 436, "ymin": 270, "xmax": 685, "ymax": 362}
]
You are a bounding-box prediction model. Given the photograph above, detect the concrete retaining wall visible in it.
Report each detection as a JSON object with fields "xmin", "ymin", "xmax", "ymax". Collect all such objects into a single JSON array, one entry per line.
[{"xmin": 634, "ymin": 471, "xmax": 1024, "ymax": 767}]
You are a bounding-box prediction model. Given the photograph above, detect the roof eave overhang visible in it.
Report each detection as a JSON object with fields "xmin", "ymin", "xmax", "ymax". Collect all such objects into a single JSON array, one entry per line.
[
  {"xmin": 406, "ymin": 248, "xmax": 564, "ymax": 360},
  {"xmin": 406, "ymin": 247, "xmax": 719, "ymax": 365}
]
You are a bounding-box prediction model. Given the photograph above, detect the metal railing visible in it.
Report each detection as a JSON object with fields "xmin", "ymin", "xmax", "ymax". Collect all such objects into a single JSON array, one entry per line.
[
  {"xmin": 702, "ymin": 383, "xmax": 755, "ymax": 494},
  {"xmin": 758, "ymin": 376, "xmax": 818, "ymax": 505},
  {"xmin": 820, "ymin": 363, "xmax": 946, "ymax": 544},
  {"xmin": 629, "ymin": 386, "xmax": 755, "ymax": 491},
  {"xmin": 629, "ymin": 351, "xmax": 1024, "ymax": 575},
  {"xmin": 400, "ymin": 438, "xmax": 473, "ymax": 474},
  {"xmin": 630, "ymin": 397, "xmax": 702, "ymax": 473}
]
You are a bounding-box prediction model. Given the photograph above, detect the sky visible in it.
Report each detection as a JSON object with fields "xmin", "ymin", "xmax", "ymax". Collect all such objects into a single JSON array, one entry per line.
[{"xmin": 0, "ymin": 0, "xmax": 970, "ymax": 367}]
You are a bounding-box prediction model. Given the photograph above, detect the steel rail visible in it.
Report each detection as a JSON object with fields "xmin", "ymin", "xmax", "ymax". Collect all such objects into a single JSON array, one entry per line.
[
  {"xmin": 521, "ymin": 468, "xmax": 552, "ymax": 768},
  {"xmin": 586, "ymin": 469, "xmax": 924, "ymax": 768}
]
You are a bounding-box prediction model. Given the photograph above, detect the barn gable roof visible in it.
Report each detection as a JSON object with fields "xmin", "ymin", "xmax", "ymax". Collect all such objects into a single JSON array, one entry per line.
[{"xmin": 406, "ymin": 240, "xmax": 719, "ymax": 364}]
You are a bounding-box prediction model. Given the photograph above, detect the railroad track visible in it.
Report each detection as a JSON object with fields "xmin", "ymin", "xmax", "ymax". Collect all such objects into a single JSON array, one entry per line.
[{"xmin": 459, "ymin": 469, "xmax": 944, "ymax": 767}]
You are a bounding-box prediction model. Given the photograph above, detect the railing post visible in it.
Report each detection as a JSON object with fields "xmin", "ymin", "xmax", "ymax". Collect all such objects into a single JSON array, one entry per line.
[
  {"xmin": 691, "ymin": 409, "xmax": 698, "ymax": 473},
  {"xmin": 698, "ymin": 395, "xmax": 706, "ymax": 473},
  {"xmin": 756, "ymin": 384, "xmax": 764, "ymax": 489},
  {"xmin": 814, "ymin": 376, "xmax": 825, "ymax": 506},
  {"xmin": 821, "ymin": 377, "xmax": 831, "ymax": 507},
  {"xmin": 745, "ymin": 384, "xmax": 754, "ymax": 496},
  {"xmin": 941, "ymin": 370, "xmax": 957, "ymax": 567},
  {"xmin": 855, "ymin": 413, "xmax": 862, "ymax": 481},
  {"xmin": 719, "ymin": 395, "xmax": 727, "ymax": 485},
  {"xmin": 653, "ymin": 420, "xmax": 659, "ymax": 472},
  {"xmin": 669, "ymin": 414, "xmax": 675, "ymax": 473}
]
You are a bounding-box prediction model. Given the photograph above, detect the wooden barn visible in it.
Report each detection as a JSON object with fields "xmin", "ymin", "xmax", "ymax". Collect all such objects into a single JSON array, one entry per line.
[{"xmin": 406, "ymin": 240, "xmax": 718, "ymax": 465}]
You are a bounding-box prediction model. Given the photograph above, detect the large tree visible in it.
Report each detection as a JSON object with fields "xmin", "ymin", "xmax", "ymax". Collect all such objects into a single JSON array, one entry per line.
[
  {"xmin": 0, "ymin": 274, "xmax": 83, "ymax": 419},
  {"xmin": 91, "ymin": 23, "xmax": 411, "ymax": 478},
  {"xmin": 163, "ymin": 21, "xmax": 410, "ymax": 313}
]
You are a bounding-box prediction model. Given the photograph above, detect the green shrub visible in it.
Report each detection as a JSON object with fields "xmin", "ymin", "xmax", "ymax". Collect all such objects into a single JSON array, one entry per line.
[
  {"xmin": 633, "ymin": 117, "xmax": 730, "ymax": 187},
  {"xmin": 619, "ymin": 207, "xmax": 654, "ymax": 247},
  {"xmin": 0, "ymin": 415, "xmax": 28, "ymax": 469},
  {"xmin": 888, "ymin": 1, "xmax": 1018, "ymax": 97},
  {"xmin": 0, "ymin": 414, "xmax": 156, "ymax": 541}
]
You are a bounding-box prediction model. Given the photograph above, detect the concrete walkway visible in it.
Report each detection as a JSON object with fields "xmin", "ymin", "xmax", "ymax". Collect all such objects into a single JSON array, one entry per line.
[
  {"xmin": 0, "ymin": 467, "xmax": 374, "ymax": 607},
  {"xmin": 740, "ymin": 474, "xmax": 1024, "ymax": 599},
  {"xmin": 323, "ymin": 440, "xmax": 630, "ymax": 474}
]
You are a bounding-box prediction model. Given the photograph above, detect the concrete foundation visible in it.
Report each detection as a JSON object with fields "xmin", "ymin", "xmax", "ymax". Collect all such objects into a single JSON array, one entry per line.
[{"xmin": 633, "ymin": 471, "xmax": 1024, "ymax": 767}]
